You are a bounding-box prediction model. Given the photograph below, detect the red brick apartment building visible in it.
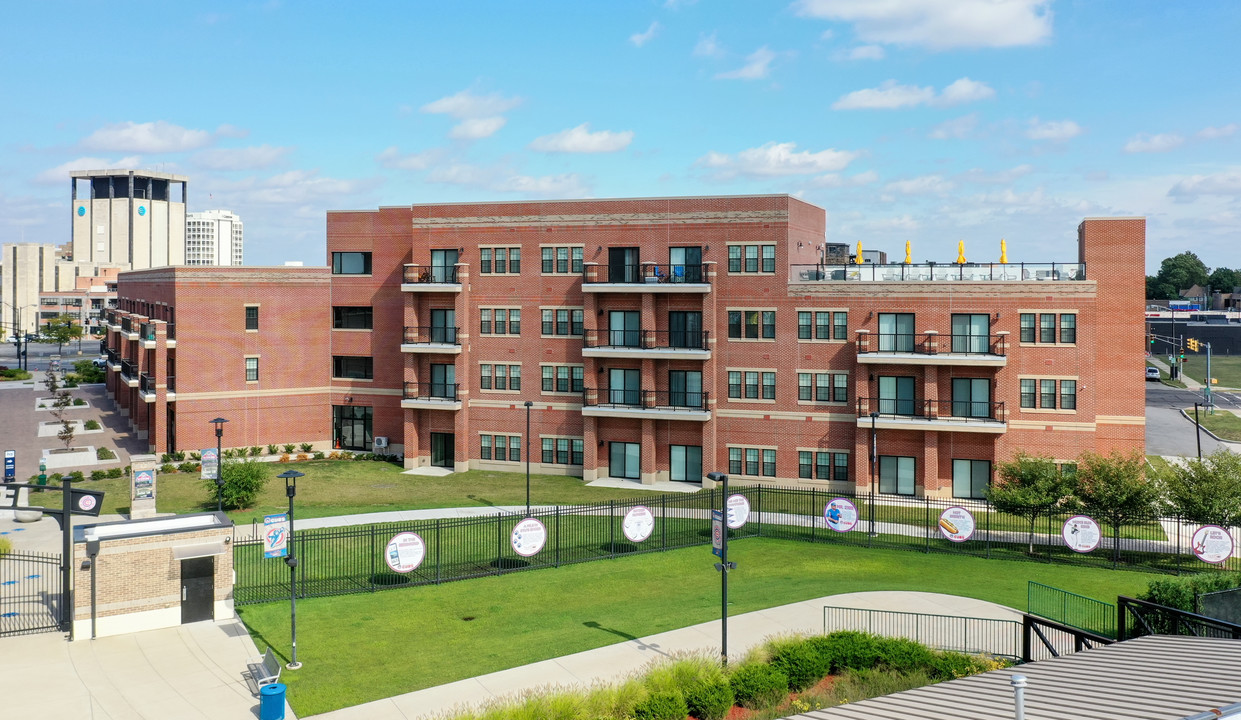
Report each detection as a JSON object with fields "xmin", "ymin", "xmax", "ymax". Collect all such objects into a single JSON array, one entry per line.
[{"xmin": 103, "ymin": 195, "xmax": 1145, "ymax": 499}]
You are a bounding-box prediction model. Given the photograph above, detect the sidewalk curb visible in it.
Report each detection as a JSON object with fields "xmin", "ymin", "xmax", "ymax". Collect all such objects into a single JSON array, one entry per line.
[{"xmin": 1178, "ymin": 407, "xmax": 1229, "ymax": 444}]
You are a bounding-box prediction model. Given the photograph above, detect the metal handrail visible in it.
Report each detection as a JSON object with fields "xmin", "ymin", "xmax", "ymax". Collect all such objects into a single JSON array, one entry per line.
[
  {"xmin": 584, "ymin": 329, "xmax": 709, "ymax": 350},
  {"xmin": 856, "ymin": 397, "xmax": 1005, "ymax": 422},
  {"xmin": 859, "ymin": 332, "xmax": 1007, "ymax": 356},
  {"xmin": 586, "ymin": 262, "xmax": 709, "ymax": 284},
  {"xmin": 403, "ymin": 381, "xmax": 459, "ymax": 401},
  {"xmin": 403, "ymin": 265, "xmax": 459, "ymax": 283},
  {"xmin": 403, "ymin": 325, "xmax": 460, "ymax": 345},
  {"xmin": 584, "ymin": 387, "xmax": 708, "ymax": 410},
  {"xmin": 793, "ymin": 262, "xmax": 1087, "ymax": 283}
]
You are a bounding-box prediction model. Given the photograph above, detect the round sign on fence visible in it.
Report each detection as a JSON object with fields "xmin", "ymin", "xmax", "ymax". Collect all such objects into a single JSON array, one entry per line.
[
  {"xmin": 511, "ymin": 517, "xmax": 548, "ymax": 557},
  {"xmin": 623, "ymin": 506, "xmax": 654, "ymax": 543},
  {"xmin": 1062, "ymin": 515, "xmax": 1101, "ymax": 554},
  {"xmin": 726, "ymin": 494, "xmax": 750, "ymax": 529},
  {"xmin": 384, "ymin": 532, "xmax": 426, "ymax": 573},
  {"xmin": 824, "ymin": 498, "xmax": 859, "ymax": 533},
  {"xmin": 1192, "ymin": 525, "xmax": 1234, "ymax": 564},
  {"xmin": 937, "ymin": 506, "xmax": 975, "ymax": 543}
]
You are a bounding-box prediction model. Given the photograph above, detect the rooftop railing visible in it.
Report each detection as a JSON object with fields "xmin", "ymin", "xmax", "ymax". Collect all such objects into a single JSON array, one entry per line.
[{"xmin": 792, "ymin": 262, "xmax": 1086, "ymax": 283}]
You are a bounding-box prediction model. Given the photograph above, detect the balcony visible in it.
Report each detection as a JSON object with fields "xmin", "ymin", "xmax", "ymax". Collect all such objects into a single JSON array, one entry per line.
[
  {"xmin": 401, "ymin": 264, "xmax": 462, "ymax": 292},
  {"xmin": 401, "ymin": 325, "xmax": 462, "ymax": 354},
  {"xmin": 166, "ymin": 323, "xmax": 176, "ymax": 347},
  {"xmin": 856, "ymin": 331, "xmax": 1008, "ymax": 367},
  {"xmin": 140, "ymin": 323, "xmax": 157, "ymax": 348},
  {"xmin": 139, "ymin": 373, "xmax": 156, "ymax": 402},
  {"xmin": 400, "ymin": 381, "xmax": 462, "ymax": 411},
  {"xmin": 582, "ymin": 329, "xmax": 711, "ymax": 360},
  {"xmin": 582, "ymin": 388, "xmax": 711, "ymax": 422},
  {"xmin": 792, "ymin": 262, "xmax": 1085, "ymax": 284},
  {"xmin": 167, "ymin": 376, "xmax": 176, "ymax": 399},
  {"xmin": 855, "ymin": 397, "xmax": 1006, "ymax": 434},
  {"xmin": 583, "ymin": 263, "xmax": 710, "ymax": 294},
  {"xmin": 120, "ymin": 360, "xmax": 139, "ymax": 387},
  {"xmin": 105, "ymin": 310, "xmax": 121, "ymax": 331},
  {"xmin": 106, "ymin": 349, "xmax": 120, "ymax": 370}
]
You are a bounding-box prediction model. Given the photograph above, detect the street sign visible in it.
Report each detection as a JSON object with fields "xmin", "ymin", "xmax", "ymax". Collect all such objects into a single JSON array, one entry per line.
[
  {"xmin": 200, "ymin": 448, "xmax": 219, "ymax": 481},
  {"xmin": 711, "ymin": 509, "xmax": 724, "ymax": 557},
  {"xmin": 3, "ymin": 450, "xmax": 13, "ymax": 482},
  {"xmin": 264, "ymin": 514, "xmax": 289, "ymax": 558}
]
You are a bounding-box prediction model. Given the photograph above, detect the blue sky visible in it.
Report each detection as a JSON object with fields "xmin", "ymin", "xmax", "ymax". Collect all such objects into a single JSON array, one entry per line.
[{"xmin": 1, "ymin": 1, "xmax": 1238, "ymax": 272}]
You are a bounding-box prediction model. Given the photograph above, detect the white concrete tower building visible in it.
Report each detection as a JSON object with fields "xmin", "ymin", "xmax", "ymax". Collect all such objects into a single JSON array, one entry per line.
[
  {"xmin": 70, "ymin": 169, "xmax": 188, "ymax": 269},
  {"xmin": 185, "ymin": 210, "xmax": 244, "ymax": 265}
]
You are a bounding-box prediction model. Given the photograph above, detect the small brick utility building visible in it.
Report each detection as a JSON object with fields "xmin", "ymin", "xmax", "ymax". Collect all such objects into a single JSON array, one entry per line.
[{"xmin": 102, "ymin": 195, "xmax": 1145, "ymax": 499}]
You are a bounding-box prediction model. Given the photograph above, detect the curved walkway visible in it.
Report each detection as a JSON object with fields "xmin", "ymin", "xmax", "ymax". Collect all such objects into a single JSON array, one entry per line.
[{"xmin": 309, "ymin": 591, "xmax": 1021, "ymax": 720}]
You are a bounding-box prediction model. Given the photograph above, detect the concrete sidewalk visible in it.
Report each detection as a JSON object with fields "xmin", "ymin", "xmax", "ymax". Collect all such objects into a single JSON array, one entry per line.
[{"xmin": 309, "ymin": 591, "xmax": 1020, "ymax": 720}]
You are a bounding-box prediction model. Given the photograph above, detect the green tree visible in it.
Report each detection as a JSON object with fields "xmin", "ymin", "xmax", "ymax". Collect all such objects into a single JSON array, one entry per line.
[
  {"xmin": 42, "ymin": 313, "xmax": 84, "ymax": 354},
  {"xmin": 1073, "ymin": 451, "xmax": 1161, "ymax": 565},
  {"xmin": 1208, "ymin": 267, "xmax": 1241, "ymax": 293},
  {"xmin": 203, "ymin": 458, "xmax": 269, "ymax": 510},
  {"xmin": 1160, "ymin": 450, "xmax": 1241, "ymax": 527},
  {"xmin": 1147, "ymin": 252, "xmax": 1209, "ymax": 300},
  {"xmin": 986, "ymin": 453, "xmax": 1073, "ymax": 554}
]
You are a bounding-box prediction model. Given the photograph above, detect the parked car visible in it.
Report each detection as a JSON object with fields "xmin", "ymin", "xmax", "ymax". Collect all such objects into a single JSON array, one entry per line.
[
  {"xmin": 92, "ymin": 356, "xmax": 108, "ymax": 369},
  {"xmin": 1146, "ymin": 367, "xmax": 1161, "ymax": 381}
]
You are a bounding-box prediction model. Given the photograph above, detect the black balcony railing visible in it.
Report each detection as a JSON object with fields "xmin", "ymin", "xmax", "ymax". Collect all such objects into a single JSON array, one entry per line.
[
  {"xmin": 140, "ymin": 374, "xmax": 155, "ymax": 394},
  {"xmin": 792, "ymin": 262, "xmax": 1086, "ymax": 283},
  {"xmin": 139, "ymin": 323, "xmax": 155, "ymax": 341},
  {"xmin": 120, "ymin": 360, "xmax": 136, "ymax": 379},
  {"xmin": 585, "ymin": 387, "xmax": 708, "ymax": 411},
  {"xmin": 120, "ymin": 317, "xmax": 133, "ymax": 332},
  {"xmin": 583, "ymin": 329, "xmax": 710, "ymax": 350},
  {"xmin": 587, "ymin": 263, "xmax": 710, "ymax": 284},
  {"xmin": 403, "ymin": 325, "xmax": 460, "ymax": 345},
  {"xmin": 860, "ymin": 332, "xmax": 1007, "ymax": 356},
  {"xmin": 403, "ymin": 265, "xmax": 460, "ymax": 284},
  {"xmin": 106, "ymin": 349, "xmax": 118, "ymax": 365},
  {"xmin": 166, "ymin": 323, "xmax": 176, "ymax": 340},
  {"xmin": 857, "ymin": 397, "xmax": 1005, "ymax": 423},
  {"xmin": 403, "ymin": 381, "xmax": 459, "ymax": 401},
  {"xmin": 167, "ymin": 376, "xmax": 176, "ymax": 393}
]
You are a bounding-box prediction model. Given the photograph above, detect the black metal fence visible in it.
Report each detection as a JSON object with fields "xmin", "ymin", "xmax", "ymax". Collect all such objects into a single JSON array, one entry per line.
[
  {"xmin": 1118, "ymin": 596, "xmax": 1241, "ymax": 640},
  {"xmin": 0, "ymin": 551, "xmax": 64, "ymax": 637},
  {"xmin": 822, "ymin": 606, "xmax": 1022, "ymax": 660},
  {"xmin": 1027, "ymin": 581, "xmax": 1116, "ymax": 639},
  {"xmin": 232, "ymin": 485, "xmax": 1241, "ymax": 607}
]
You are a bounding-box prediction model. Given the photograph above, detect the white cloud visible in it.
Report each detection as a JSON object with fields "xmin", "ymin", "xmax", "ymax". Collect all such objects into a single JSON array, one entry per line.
[
  {"xmin": 245, "ymin": 169, "xmax": 364, "ymax": 205},
  {"xmin": 847, "ymin": 44, "xmax": 886, "ymax": 60},
  {"xmin": 833, "ymin": 77, "xmax": 992, "ymax": 110},
  {"xmin": 810, "ymin": 170, "xmax": 879, "ymax": 187},
  {"xmin": 429, "ymin": 163, "xmax": 590, "ymax": 198},
  {"xmin": 1168, "ymin": 172, "xmax": 1241, "ymax": 200},
  {"xmin": 885, "ymin": 174, "xmax": 955, "ymax": 195},
  {"xmin": 716, "ymin": 47, "xmax": 777, "ymax": 80},
  {"xmin": 694, "ymin": 32, "xmax": 723, "ymax": 57},
  {"xmin": 81, "ymin": 121, "xmax": 213, "ymax": 153},
  {"xmin": 630, "ymin": 21, "xmax": 660, "ymax": 47},
  {"xmin": 375, "ymin": 146, "xmax": 445, "ymax": 171},
  {"xmin": 449, "ymin": 117, "xmax": 507, "ymax": 140},
  {"xmin": 698, "ymin": 141, "xmax": 859, "ymax": 178},
  {"xmin": 421, "ymin": 90, "xmax": 522, "ymax": 120},
  {"xmin": 960, "ymin": 164, "xmax": 1034, "ymax": 184},
  {"xmin": 1123, "ymin": 133, "xmax": 1185, "ymax": 154},
  {"xmin": 36, "ymin": 156, "xmax": 142, "ymax": 184},
  {"xmin": 793, "ymin": 0, "xmax": 1053, "ymax": 50},
  {"xmin": 1198, "ymin": 124, "xmax": 1238, "ymax": 140},
  {"xmin": 865, "ymin": 215, "xmax": 920, "ymax": 232},
  {"xmin": 928, "ymin": 113, "xmax": 978, "ymax": 140},
  {"xmin": 193, "ymin": 145, "xmax": 291, "ymax": 171},
  {"xmin": 215, "ymin": 124, "xmax": 249, "ymax": 139},
  {"xmin": 1025, "ymin": 117, "xmax": 1083, "ymax": 141},
  {"xmin": 529, "ymin": 124, "xmax": 634, "ymax": 153}
]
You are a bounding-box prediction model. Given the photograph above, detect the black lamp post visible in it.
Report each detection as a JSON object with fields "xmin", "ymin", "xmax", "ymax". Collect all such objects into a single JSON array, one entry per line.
[
  {"xmin": 210, "ymin": 417, "xmax": 228, "ymax": 512},
  {"xmin": 705, "ymin": 471, "xmax": 736, "ymax": 665},
  {"xmin": 869, "ymin": 412, "xmax": 879, "ymax": 538},
  {"xmin": 1194, "ymin": 402, "xmax": 1203, "ymax": 460},
  {"xmin": 279, "ymin": 468, "xmax": 305, "ymax": 670},
  {"xmin": 524, "ymin": 400, "xmax": 533, "ymax": 515}
]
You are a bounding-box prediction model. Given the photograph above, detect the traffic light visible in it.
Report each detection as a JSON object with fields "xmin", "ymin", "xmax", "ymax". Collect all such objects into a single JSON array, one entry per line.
[{"xmin": 1187, "ymin": 338, "xmax": 1200, "ymax": 352}]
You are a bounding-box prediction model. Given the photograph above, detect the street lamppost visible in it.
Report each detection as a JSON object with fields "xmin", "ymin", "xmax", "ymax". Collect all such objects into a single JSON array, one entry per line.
[
  {"xmin": 279, "ymin": 469, "xmax": 305, "ymax": 670},
  {"xmin": 524, "ymin": 400, "xmax": 533, "ymax": 515},
  {"xmin": 210, "ymin": 417, "xmax": 228, "ymax": 511},
  {"xmin": 705, "ymin": 471, "xmax": 735, "ymax": 665},
  {"xmin": 1194, "ymin": 403, "xmax": 1203, "ymax": 460},
  {"xmin": 869, "ymin": 412, "xmax": 879, "ymax": 538}
]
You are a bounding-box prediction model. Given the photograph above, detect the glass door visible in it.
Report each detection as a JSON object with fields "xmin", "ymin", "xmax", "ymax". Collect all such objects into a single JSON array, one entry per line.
[
  {"xmin": 669, "ymin": 370, "xmax": 702, "ymax": 408},
  {"xmin": 430, "ymin": 363, "xmax": 456, "ymax": 399},
  {"xmin": 431, "ymin": 432, "xmax": 455, "ymax": 468},
  {"xmin": 668, "ymin": 311, "xmax": 702, "ymax": 348},
  {"xmin": 609, "ymin": 310, "xmax": 640, "ymax": 347},
  {"xmin": 951, "ymin": 314, "xmax": 990, "ymax": 353},
  {"xmin": 951, "ymin": 378, "xmax": 991, "ymax": 418},
  {"xmin": 608, "ymin": 368, "xmax": 640, "ymax": 406},
  {"xmin": 669, "ymin": 247, "xmax": 702, "ymax": 282},
  {"xmin": 878, "ymin": 376, "xmax": 916, "ymax": 416},
  {"xmin": 670, "ymin": 445, "xmax": 702, "ymax": 482},
  {"xmin": 430, "ymin": 309, "xmax": 456, "ymax": 344},
  {"xmin": 430, "ymin": 249, "xmax": 459, "ymax": 282},
  {"xmin": 609, "ymin": 442, "xmax": 640, "ymax": 479},
  {"xmin": 878, "ymin": 313, "xmax": 915, "ymax": 352},
  {"xmin": 608, "ymin": 247, "xmax": 640, "ymax": 283}
]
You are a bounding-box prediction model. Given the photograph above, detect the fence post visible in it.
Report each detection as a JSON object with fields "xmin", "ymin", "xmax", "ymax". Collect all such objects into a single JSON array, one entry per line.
[
  {"xmin": 555, "ymin": 506, "xmax": 561, "ymax": 568},
  {"xmin": 370, "ymin": 524, "xmax": 377, "ymax": 592},
  {"xmin": 496, "ymin": 513, "xmax": 503, "ymax": 575},
  {"xmin": 756, "ymin": 485, "xmax": 762, "ymax": 538},
  {"xmin": 1175, "ymin": 515, "xmax": 1182, "ymax": 576},
  {"xmin": 810, "ymin": 486, "xmax": 817, "ymax": 544},
  {"xmin": 661, "ymin": 493, "xmax": 667, "ymax": 550},
  {"xmin": 436, "ymin": 518, "xmax": 442, "ymax": 585},
  {"xmin": 986, "ymin": 503, "xmax": 991, "ymax": 559},
  {"xmin": 610, "ymin": 500, "xmax": 616, "ymax": 558},
  {"xmin": 924, "ymin": 498, "xmax": 931, "ymax": 553}
]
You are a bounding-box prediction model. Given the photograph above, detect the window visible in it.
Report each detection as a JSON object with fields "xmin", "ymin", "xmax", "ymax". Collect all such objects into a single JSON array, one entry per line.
[
  {"xmin": 834, "ymin": 453, "xmax": 849, "ymax": 482},
  {"xmin": 878, "ymin": 376, "xmax": 916, "ymax": 416},
  {"xmin": 878, "ymin": 313, "xmax": 915, "ymax": 352},
  {"xmin": 950, "ymin": 377, "xmax": 991, "ymax": 418},
  {"xmin": 1040, "ymin": 379, "xmax": 1056, "ymax": 409},
  {"xmin": 797, "ymin": 312, "xmax": 812, "ymax": 340},
  {"xmin": 480, "ymin": 364, "xmax": 521, "ymax": 391},
  {"xmin": 609, "ymin": 442, "xmax": 640, "ymax": 480},
  {"xmin": 834, "ymin": 312, "xmax": 848, "ymax": 340},
  {"xmin": 245, "ymin": 357, "xmax": 259, "ymax": 382},
  {"xmin": 1060, "ymin": 380, "xmax": 1077, "ymax": 410},
  {"xmin": 799, "ymin": 451, "xmax": 813, "ymax": 479},
  {"xmin": 479, "ymin": 308, "xmax": 520, "ymax": 335},
  {"xmin": 729, "ymin": 447, "xmax": 776, "ymax": 477},
  {"xmin": 245, "ymin": 306, "xmax": 258, "ymax": 330},
  {"xmin": 729, "ymin": 370, "xmax": 774, "ymax": 400},
  {"xmin": 333, "ymin": 405, "xmax": 372, "ymax": 451},
  {"xmin": 669, "ymin": 370, "xmax": 703, "ymax": 408},
  {"xmin": 541, "ymin": 308, "xmax": 584, "ymax": 336},
  {"xmin": 951, "ymin": 314, "xmax": 989, "ymax": 353},
  {"xmin": 670, "ymin": 445, "xmax": 702, "ymax": 482},
  {"xmin": 1060, "ymin": 314, "xmax": 1077, "ymax": 344},
  {"xmin": 541, "ymin": 437, "xmax": 584, "ymax": 465},
  {"xmin": 542, "ymin": 365, "xmax": 584, "ymax": 393},
  {"xmin": 333, "ymin": 306, "xmax": 373, "ymax": 329},
  {"xmin": 799, "ymin": 311, "xmax": 846, "ymax": 341},
  {"xmin": 879, "ymin": 455, "xmax": 916, "ymax": 495},
  {"xmin": 798, "ymin": 373, "xmax": 812, "ymax": 401},
  {"xmin": 1040, "ymin": 314, "xmax": 1056, "ymax": 344},
  {"xmin": 333, "ymin": 356, "xmax": 373, "ymax": 379},
  {"xmin": 480, "ymin": 247, "xmax": 521, "ymax": 274},
  {"xmin": 953, "ymin": 459, "xmax": 991, "ymax": 499},
  {"xmin": 728, "ymin": 244, "xmax": 776, "ymax": 273},
  {"xmin": 542, "ymin": 246, "xmax": 583, "ymax": 274},
  {"xmin": 332, "ymin": 251, "xmax": 371, "ymax": 274},
  {"xmin": 727, "ymin": 310, "xmax": 776, "ymax": 340},
  {"xmin": 807, "ymin": 451, "xmax": 849, "ymax": 481},
  {"xmin": 799, "ymin": 372, "xmax": 847, "ymax": 403},
  {"xmin": 481, "ymin": 435, "xmax": 522, "ymax": 462},
  {"xmin": 1020, "ymin": 313, "xmax": 1036, "ymax": 343},
  {"xmin": 1021, "ymin": 379, "xmax": 1036, "ymax": 408},
  {"xmin": 834, "ymin": 374, "xmax": 849, "ymax": 403}
]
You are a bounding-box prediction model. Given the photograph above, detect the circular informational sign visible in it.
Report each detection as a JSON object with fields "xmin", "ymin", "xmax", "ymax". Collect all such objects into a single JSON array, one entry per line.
[
  {"xmin": 622, "ymin": 505, "xmax": 654, "ymax": 543},
  {"xmin": 1062, "ymin": 515, "xmax": 1101, "ymax": 553},
  {"xmin": 511, "ymin": 517, "xmax": 547, "ymax": 557},
  {"xmin": 138, "ymin": 205, "xmax": 147, "ymax": 216},
  {"xmin": 77, "ymin": 206, "xmax": 86, "ymax": 217},
  {"xmin": 726, "ymin": 494, "xmax": 750, "ymax": 529},
  {"xmin": 938, "ymin": 506, "xmax": 976, "ymax": 543},
  {"xmin": 824, "ymin": 498, "xmax": 859, "ymax": 533},
  {"xmin": 384, "ymin": 532, "xmax": 426, "ymax": 573},
  {"xmin": 77, "ymin": 494, "xmax": 97, "ymax": 513},
  {"xmin": 1192, "ymin": 525, "xmax": 1235, "ymax": 564}
]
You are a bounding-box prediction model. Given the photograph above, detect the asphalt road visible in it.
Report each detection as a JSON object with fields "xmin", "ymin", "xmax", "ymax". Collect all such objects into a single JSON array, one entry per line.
[
  {"xmin": 1145, "ymin": 381, "xmax": 1229, "ymax": 457},
  {"xmin": 0, "ymin": 341, "xmax": 103, "ymax": 372}
]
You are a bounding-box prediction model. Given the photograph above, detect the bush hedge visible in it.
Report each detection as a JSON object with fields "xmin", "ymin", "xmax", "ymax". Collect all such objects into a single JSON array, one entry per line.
[
  {"xmin": 632, "ymin": 690, "xmax": 687, "ymax": 720},
  {"xmin": 728, "ymin": 662, "xmax": 788, "ymax": 709}
]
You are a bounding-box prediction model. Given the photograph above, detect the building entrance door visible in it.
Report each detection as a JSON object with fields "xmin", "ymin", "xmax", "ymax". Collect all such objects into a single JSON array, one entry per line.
[
  {"xmin": 180, "ymin": 557, "xmax": 214, "ymax": 624},
  {"xmin": 431, "ymin": 432, "xmax": 455, "ymax": 468}
]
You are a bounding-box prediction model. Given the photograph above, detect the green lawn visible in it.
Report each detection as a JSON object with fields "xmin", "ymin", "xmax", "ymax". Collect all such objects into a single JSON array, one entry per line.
[
  {"xmin": 1181, "ymin": 355, "xmax": 1241, "ymax": 388},
  {"xmin": 237, "ymin": 537, "xmax": 1158, "ymax": 717},
  {"xmin": 84, "ymin": 462, "xmax": 672, "ymax": 524},
  {"xmin": 1185, "ymin": 406, "xmax": 1241, "ymax": 442}
]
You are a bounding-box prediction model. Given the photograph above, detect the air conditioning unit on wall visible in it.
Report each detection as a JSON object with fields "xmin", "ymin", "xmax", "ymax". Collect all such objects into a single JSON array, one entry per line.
[{"xmin": 374, "ymin": 436, "xmax": 389, "ymax": 449}]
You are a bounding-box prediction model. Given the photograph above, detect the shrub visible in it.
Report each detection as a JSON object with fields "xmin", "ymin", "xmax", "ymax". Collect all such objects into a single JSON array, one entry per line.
[
  {"xmin": 354, "ymin": 453, "xmax": 372, "ymax": 461},
  {"xmin": 769, "ymin": 636, "xmax": 831, "ymax": 691},
  {"xmin": 222, "ymin": 449, "xmax": 236, "ymax": 459},
  {"xmin": 299, "ymin": 443, "xmax": 313, "ymax": 453},
  {"xmin": 96, "ymin": 447, "xmax": 116, "ymax": 461},
  {"xmin": 178, "ymin": 462, "xmax": 198, "ymax": 474},
  {"xmin": 728, "ymin": 662, "xmax": 788, "ymax": 709},
  {"xmin": 249, "ymin": 446, "xmax": 262, "ymax": 457},
  {"xmin": 204, "ymin": 459, "xmax": 269, "ymax": 510},
  {"xmin": 160, "ymin": 463, "xmax": 177, "ymax": 474},
  {"xmin": 84, "ymin": 419, "xmax": 100, "ymax": 430},
  {"xmin": 279, "ymin": 454, "xmax": 291, "ymax": 463},
  {"xmin": 328, "ymin": 451, "xmax": 340, "ymax": 460},
  {"xmin": 684, "ymin": 677, "xmax": 734, "ymax": 720},
  {"xmin": 830, "ymin": 668, "xmax": 936, "ymax": 705},
  {"xmin": 1141, "ymin": 572, "xmax": 1241, "ymax": 612},
  {"xmin": 339, "ymin": 451, "xmax": 354, "ymax": 460},
  {"xmin": 49, "ymin": 472, "xmax": 64, "ymax": 482},
  {"xmin": 171, "ymin": 451, "xmax": 186, "ymax": 462},
  {"xmin": 632, "ymin": 690, "xmax": 687, "ymax": 720},
  {"xmin": 89, "ymin": 470, "xmax": 106, "ymax": 481},
  {"xmin": 160, "ymin": 453, "xmax": 172, "ymax": 463},
  {"xmin": 72, "ymin": 398, "xmax": 86, "ymax": 406},
  {"xmin": 283, "ymin": 444, "xmax": 296, "ymax": 453},
  {"xmin": 930, "ymin": 651, "xmax": 1007, "ymax": 680},
  {"xmin": 66, "ymin": 470, "xmax": 85, "ymax": 481},
  {"xmin": 296, "ymin": 453, "xmax": 309, "ymax": 462},
  {"xmin": 189, "ymin": 451, "xmax": 201, "ymax": 461},
  {"xmin": 267, "ymin": 444, "xmax": 279, "ymax": 455},
  {"xmin": 313, "ymin": 451, "xmax": 325, "ymax": 460},
  {"xmin": 810, "ymin": 631, "xmax": 882, "ymax": 674},
  {"xmin": 106, "ymin": 468, "xmax": 123, "ymax": 479},
  {"xmin": 0, "ymin": 537, "xmax": 10, "ymax": 556},
  {"xmin": 875, "ymin": 637, "xmax": 937, "ymax": 675}
]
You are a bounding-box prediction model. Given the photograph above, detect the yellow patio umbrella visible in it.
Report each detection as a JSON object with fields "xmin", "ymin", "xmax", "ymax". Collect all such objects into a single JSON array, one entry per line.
[
  {"xmin": 904, "ymin": 240, "xmax": 912, "ymax": 264},
  {"xmin": 956, "ymin": 240, "xmax": 967, "ymax": 264},
  {"xmin": 856, "ymin": 240, "xmax": 864, "ymax": 265},
  {"xmin": 1000, "ymin": 238, "xmax": 1008, "ymax": 263}
]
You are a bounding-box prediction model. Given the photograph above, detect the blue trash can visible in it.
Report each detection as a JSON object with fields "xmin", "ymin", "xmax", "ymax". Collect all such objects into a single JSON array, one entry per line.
[{"xmin": 259, "ymin": 683, "xmax": 286, "ymax": 720}]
